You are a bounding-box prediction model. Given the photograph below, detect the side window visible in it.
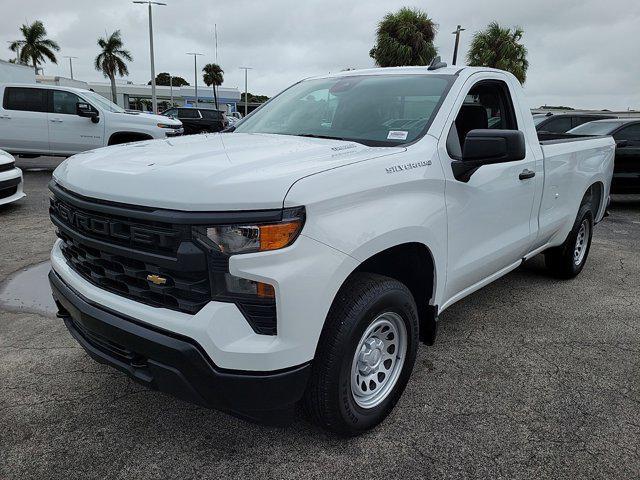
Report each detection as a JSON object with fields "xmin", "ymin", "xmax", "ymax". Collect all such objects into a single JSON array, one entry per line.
[
  {"xmin": 200, "ymin": 110, "xmax": 221, "ymax": 120},
  {"xmin": 3, "ymin": 87, "xmax": 48, "ymax": 112},
  {"xmin": 178, "ymin": 108, "xmax": 200, "ymax": 119},
  {"xmin": 52, "ymin": 91, "xmax": 84, "ymax": 115},
  {"xmin": 162, "ymin": 108, "xmax": 177, "ymax": 117},
  {"xmin": 540, "ymin": 117, "xmax": 572, "ymax": 133},
  {"xmin": 447, "ymin": 80, "xmax": 518, "ymax": 156},
  {"xmin": 613, "ymin": 124, "xmax": 640, "ymax": 142}
]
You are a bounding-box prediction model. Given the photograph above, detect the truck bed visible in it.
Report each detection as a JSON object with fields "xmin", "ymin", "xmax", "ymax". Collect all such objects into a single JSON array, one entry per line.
[{"xmin": 537, "ymin": 131, "xmax": 607, "ymax": 145}]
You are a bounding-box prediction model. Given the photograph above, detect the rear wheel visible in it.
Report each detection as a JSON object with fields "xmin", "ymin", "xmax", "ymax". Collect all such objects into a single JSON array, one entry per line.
[
  {"xmin": 304, "ymin": 273, "xmax": 419, "ymax": 435},
  {"xmin": 544, "ymin": 203, "xmax": 594, "ymax": 279}
]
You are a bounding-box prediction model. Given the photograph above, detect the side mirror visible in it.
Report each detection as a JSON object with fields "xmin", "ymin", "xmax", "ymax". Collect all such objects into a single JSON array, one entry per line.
[
  {"xmin": 76, "ymin": 102, "xmax": 99, "ymax": 123},
  {"xmin": 452, "ymin": 129, "xmax": 526, "ymax": 181},
  {"xmin": 616, "ymin": 139, "xmax": 628, "ymax": 148}
]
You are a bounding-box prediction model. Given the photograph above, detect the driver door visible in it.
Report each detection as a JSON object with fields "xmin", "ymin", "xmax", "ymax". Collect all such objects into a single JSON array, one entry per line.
[
  {"xmin": 440, "ymin": 76, "xmax": 538, "ymax": 303},
  {"xmin": 48, "ymin": 90, "xmax": 104, "ymax": 154}
]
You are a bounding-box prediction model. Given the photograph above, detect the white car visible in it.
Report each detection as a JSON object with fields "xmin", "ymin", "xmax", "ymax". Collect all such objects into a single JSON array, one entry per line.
[
  {"xmin": 0, "ymin": 84, "xmax": 183, "ymax": 157},
  {"xmin": 0, "ymin": 149, "xmax": 24, "ymax": 206},
  {"xmin": 48, "ymin": 64, "xmax": 614, "ymax": 434}
]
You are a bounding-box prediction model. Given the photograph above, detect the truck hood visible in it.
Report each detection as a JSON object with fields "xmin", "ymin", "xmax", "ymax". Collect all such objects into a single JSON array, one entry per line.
[
  {"xmin": 120, "ymin": 111, "xmax": 182, "ymax": 127},
  {"xmin": 52, "ymin": 133, "xmax": 404, "ymax": 210}
]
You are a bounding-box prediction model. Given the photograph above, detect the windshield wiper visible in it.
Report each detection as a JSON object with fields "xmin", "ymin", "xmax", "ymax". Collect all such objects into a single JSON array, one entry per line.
[{"xmin": 295, "ymin": 133, "xmax": 350, "ymax": 141}]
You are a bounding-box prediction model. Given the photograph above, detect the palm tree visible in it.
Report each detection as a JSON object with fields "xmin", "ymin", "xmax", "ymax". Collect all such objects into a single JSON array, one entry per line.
[
  {"xmin": 9, "ymin": 21, "xmax": 60, "ymax": 74},
  {"xmin": 369, "ymin": 7, "xmax": 437, "ymax": 67},
  {"xmin": 94, "ymin": 30, "xmax": 133, "ymax": 103},
  {"xmin": 467, "ymin": 22, "xmax": 529, "ymax": 84},
  {"xmin": 202, "ymin": 63, "xmax": 224, "ymax": 110}
]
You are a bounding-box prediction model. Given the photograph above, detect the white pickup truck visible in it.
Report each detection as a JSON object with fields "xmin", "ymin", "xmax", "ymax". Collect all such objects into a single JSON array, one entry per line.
[
  {"xmin": 0, "ymin": 84, "xmax": 183, "ymax": 157},
  {"xmin": 48, "ymin": 65, "xmax": 614, "ymax": 435}
]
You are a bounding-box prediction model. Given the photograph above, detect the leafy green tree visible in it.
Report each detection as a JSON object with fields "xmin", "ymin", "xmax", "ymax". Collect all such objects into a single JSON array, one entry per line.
[
  {"xmin": 9, "ymin": 21, "xmax": 60, "ymax": 74},
  {"xmin": 369, "ymin": 7, "xmax": 437, "ymax": 67},
  {"xmin": 202, "ymin": 63, "xmax": 224, "ymax": 110},
  {"xmin": 240, "ymin": 92, "xmax": 269, "ymax": 104},
  {"xmin": 94, "ymin": 30, "xmax": 133, "ymax": 103},
  {"xmin": 467, "ymin": 22, "xmax": 529, "ymax": 84},
  {"xmin": 148, "ymin": 72, "xmax": 189, "ymax": 87}
]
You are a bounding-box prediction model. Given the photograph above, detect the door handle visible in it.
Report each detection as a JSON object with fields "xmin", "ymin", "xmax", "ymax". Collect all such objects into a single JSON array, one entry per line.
[
  {"xmin": 0, "ymin": 114, "xmax": 10, "ymax": 119},
  {"xmin": 50, "ymin": 118, "xmax": 63, "ymax": 123},
  {"xmin": 519, "ymin": 169, "xmax": 535, "ymax": 180}
]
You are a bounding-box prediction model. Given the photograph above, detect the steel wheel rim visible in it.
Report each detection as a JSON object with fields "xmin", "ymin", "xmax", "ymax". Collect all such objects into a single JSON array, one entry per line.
[
  {"xmin": 350, "ymin": 312, "xmax": 407, "ymax": 409},
  {"xmin": 573, "ymin": 219, "xmax": 589, "ymax": 266}
]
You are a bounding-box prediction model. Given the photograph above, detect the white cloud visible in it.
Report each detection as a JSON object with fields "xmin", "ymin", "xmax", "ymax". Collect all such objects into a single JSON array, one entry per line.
[{"xmin": 1, "ymin": 0, "xmax": 638, "ymax": 109}]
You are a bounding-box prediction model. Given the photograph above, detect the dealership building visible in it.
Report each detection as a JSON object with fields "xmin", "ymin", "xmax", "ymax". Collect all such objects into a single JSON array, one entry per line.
[
  {"xmin": 0, "ymin": 61, "xmax": 241, "ymax": 112},
  {"xmin": 37, "ymin": 76, "xmax": 242, "ymax": 113}
]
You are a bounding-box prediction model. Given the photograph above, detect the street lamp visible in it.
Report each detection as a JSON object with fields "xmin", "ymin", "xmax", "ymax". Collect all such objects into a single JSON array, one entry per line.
[
  {"xmin": 187, "ymin": 53, "xmax": 203, "ymax": 107},
  {"xmin": 239, "ymin": 67, "xmax": 252, "ymax": 116},
  {"xmin": 451, "ymin": 25, "xmax": 465, "ymax": 65},
  {"xmin": 133, "ymin": 1, "xmax": 166, "ymax": 113},
  {"xmin": 63, "ymin": 56, "xmax": 78, "ymax": 79}
]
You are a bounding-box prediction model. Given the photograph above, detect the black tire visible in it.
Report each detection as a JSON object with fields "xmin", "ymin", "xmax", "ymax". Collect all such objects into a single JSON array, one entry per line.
[
  {"xmin": 303, "ymin": 273, "xmax": 419, "ymax": 435},
  {"xmin": 544, "ymin": 202, "xmax": 594, "ymax": 279}
]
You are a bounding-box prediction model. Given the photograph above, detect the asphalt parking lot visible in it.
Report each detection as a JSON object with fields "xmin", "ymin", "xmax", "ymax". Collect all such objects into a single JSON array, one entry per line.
[{"xmin": 1, "ymin": 159, "xmax": 638, "ymax": 480}]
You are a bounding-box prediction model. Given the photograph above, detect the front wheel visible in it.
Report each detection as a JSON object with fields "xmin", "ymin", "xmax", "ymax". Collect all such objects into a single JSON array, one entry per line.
[
  {"xmin": 303, "ymin": 273, "xmax": 419, "ymax": 435},
  {"xmin": 544, "ymin": 203, "xmax": 594, "ymax": 279}
]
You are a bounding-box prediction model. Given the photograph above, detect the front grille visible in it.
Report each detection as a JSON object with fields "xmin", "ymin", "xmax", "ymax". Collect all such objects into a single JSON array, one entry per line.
[
  {"xmin": 59, "ymin": 232, "xmax": 210, "ymax": 314},
  {"xmin": 50, "ymin": 194, "xmax": 184, "ymax": 254},
  {"xmin": 49, "ymin": 183, "xmax": 279, "ymax": 335},
  {"xmin": 0, "ymin": 162, "xmax": 15, "ymax": 173}
]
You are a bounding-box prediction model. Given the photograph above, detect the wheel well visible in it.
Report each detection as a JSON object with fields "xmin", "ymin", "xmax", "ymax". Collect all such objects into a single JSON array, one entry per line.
[
  {"xmin": 108, "ymin": 132, "xmax": 153, "ymax": 146},
  {"xmin": 583, "ymin": 182, "xmax": 604, "ymax": 218},
  {"xmin": 353, "ymin": 243, "xmax": 437, "ymax": 344}
]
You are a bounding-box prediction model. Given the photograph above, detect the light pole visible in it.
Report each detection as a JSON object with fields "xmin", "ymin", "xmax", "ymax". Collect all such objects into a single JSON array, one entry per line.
[
  {"xmin": 63, "ymin": 56, "xmax": 78, "ymax": 79},
  {"xmin": 7, "ymin": 41, "xmax": 21, "ymax": 63},
  {"xmin": 451, "ymin": 25, "xmax": 465, "ymax": 65},
  {"xmin": 239, "ymin": 67, "xmax": 252, "ymax": 116},
  {"xmin": 169, "ymin": 74, "xmax": 173, "ymax": 106},
  {"xmin": 187, "ymin": 53, "xmax": 203, "ymax": 107},
  {"xmin": 133, "ymin": 1, "xmax": 166, "ymax": 113}
]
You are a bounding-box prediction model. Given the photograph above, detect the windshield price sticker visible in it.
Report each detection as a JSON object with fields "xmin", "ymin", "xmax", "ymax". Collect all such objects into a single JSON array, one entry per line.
[{"xmin": 387, "ymin": 131, "xmax": 409, "ymax": 140}]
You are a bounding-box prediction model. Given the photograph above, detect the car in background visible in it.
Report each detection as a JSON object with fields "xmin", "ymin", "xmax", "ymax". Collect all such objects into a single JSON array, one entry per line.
[
  {"xmin": 0, "ymin": 84, "xmax": 183, "ymax": 158},
  {"xmin": 161, "ymin": 107, "xmax": 228, "ymax": 135},
  {"xmin": 0, "ymin": 149, "xmax": 25, "ymax": 206},
  {"xmin": 534, "ymin": 113, "xmax": 616, "ymax": 134},
  {"xmin": 568, "ymin": 119, "xmax": 640, "ymax": 194}
]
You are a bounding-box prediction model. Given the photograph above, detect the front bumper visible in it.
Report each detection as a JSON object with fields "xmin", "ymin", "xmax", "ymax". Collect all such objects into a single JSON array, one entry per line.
[
  {"xmin": 0, "ymin": 167, "xmax": 25, "ymax": 206},
  {"xmin": 165, "ymin": 127, "xmax": 184, "ymax": 137},
  {"xmin": 50, "ymin": 269, "xmax": 311, "ymax": 423}
]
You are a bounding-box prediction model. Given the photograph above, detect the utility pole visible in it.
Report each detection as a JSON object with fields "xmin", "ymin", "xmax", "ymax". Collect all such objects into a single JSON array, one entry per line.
[
  {"xmin": 7, "ymin": 41, "xmax": 20, "ymax": 63},
  {"xmin": 133, "ymin": 1, "xmax": 166, "ymax": 113},
  {"xmin": 63, "ymin": 56, "xmax": 78, "ymax": 79},
  {"xmin": 239, "ymin": 67, "xmax": 252, "ymax": 116},
  {"xmin": 214, "ymin": 24, "xmax": 218, "ymax": 64},
  {"xmin": 187, "ymin": 53, "xmax": 203, "ymax": 107},
  {"xmin": 451, "ymin": 25, "xmax": 465, "ymax": 65},
  {"xmin": 169, "ymin": 74, "xmax": 173, "ymax": 106}
]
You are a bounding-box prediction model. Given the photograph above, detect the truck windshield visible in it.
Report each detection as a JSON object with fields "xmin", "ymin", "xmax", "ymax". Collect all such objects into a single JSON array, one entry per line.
[
  {"xmin": 234, "ymin": 74, "xmax": 453, "ymax": 146},
  {"xmin": 568, "ymin": 120, "xmax": 626, "ymax": 136},
  {"xmin": 82, "ymin": 91, "xmax": 126, "ymax": 113}
]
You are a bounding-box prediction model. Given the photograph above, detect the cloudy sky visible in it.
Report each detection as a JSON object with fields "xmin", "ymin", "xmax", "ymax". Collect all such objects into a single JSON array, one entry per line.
[{"xmin": 1, "ymin": 0, "xmax": 638, "ymax": 110}]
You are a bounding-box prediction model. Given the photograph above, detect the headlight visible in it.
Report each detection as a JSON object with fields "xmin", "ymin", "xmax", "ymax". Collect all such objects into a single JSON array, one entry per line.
[
  {"xmin": 157, "ymin": 123, "xmax": 180, "ymax": 129},
  {"xmin": 193, "ymin": 207, "xmax": 305, "ymax": 254}
]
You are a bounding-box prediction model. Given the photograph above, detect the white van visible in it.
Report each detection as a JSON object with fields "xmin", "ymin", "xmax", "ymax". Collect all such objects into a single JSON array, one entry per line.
[{"xmin": 0, "ymin": 84, "xmax": 183, "ymax": 157}]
